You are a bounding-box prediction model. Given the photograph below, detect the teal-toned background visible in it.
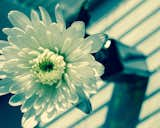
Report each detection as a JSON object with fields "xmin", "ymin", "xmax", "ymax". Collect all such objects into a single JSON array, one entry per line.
[{"xmin": 0, "ymin": 0, "xmax": 159, "ymax": 128}]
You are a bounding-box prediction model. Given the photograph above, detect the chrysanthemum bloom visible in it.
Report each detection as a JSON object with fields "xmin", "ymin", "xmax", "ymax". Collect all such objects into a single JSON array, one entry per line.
[{"xmin": 0, "ymin": 5, "xmax": 105, "ymax": 128}]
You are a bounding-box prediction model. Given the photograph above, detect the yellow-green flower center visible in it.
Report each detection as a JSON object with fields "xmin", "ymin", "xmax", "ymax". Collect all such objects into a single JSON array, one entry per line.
[
  {"xmin": 31, "ymin": 49, "xmax": 66, "ymax": 85},
  {"xmin": 39, "ymin": 59, "xmax": 54, "ymax": 72}
]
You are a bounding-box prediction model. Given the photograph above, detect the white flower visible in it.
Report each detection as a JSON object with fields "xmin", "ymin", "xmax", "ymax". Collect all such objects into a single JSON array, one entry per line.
[{"xmin": 0, "ymin": 5, "xmax": 105, "ymax": 128}]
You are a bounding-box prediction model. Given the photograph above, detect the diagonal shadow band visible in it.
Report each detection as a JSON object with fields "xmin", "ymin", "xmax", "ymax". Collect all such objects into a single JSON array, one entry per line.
[{"xmin": 94, "ymin": 39, "xmax": 151, "ymax": 128}]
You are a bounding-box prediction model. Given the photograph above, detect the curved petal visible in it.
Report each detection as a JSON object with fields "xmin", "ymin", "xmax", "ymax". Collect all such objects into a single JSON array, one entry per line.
[
  {"xmin": 22, "ymin": 115, "xmax": 38, "ymax": 128},
  {"xmin": 71, "ymin": 21, "xmax": 85, "ymax": 37},
  {"xmin": 23, "ymin": 107, "xmax": 36, "ymax": 119},
  {"xmin": 2, "ymin": 46, "xmax": 20, "ymax": 59},
  {"xmin": 31, "ymin": 10, "xmax": 40, "ymax": 26},
  {"xmin": 25, "ymin": 22, "xmax": 55, "ymax": 50},
  {"xmin": 9, "ymin": 83, "xmax": 24, "ymax": 94},
  {"xmin": 40, "ymin": 99, "xmax": 59, "ymax": 124},
  {"xmin": 8, "ymin": 31, "xmax": 39, "ymax": 50},
  {"xmin": 21, "ymin": 94, "xmax": 37, "ymax": 113},
  {"xmin": 66, "ymin": 48, "xmax": 85, "ymax": 62},
  {"xmin": 24, "ymin": 84, "xmax": 36, "ymax": 99},
  {"xmin": 0, "ymin": 56, "xmax": 5, "ymax": 63},
  {"xmin": 41, "ymin": 110, "xmax": 54, "ymax": 123},
  {"xmin": 9, "ymin": 93, "xmax": 26, "ymax": 106},
  {"xmin": 67, "ymin": 67, "xmax": 97, "ymax": 95},
  {"xmin": 3, "ymin": 59, "xmax": 30, "ymax": 74},
  {"xmin": 0, "ymin": 71, "xmax": 7, "ymax": 79},
  {"xmin": 67, "ymin": 49, "xmax": 95, "ymax": 63},
  {"xmin": 61, "ymin": 38, "xmax": 84, "ymax": 55},
  {"xmin": 56, "ymin": 88, "xmax": 68, "ymax": 110},
  {"xmin": 47, "ymin": 108, "xmax": 57, "ymax": 121},
  {"xmin": 84, "ymin": 33, "xmax": 108, "ymax": 53},
  {"xmin": 46, "ymin": 87, "xmax": 58, "ymax": 113},
  {"xmin": 70, "ymin": 53, "xmax": 95, "ymax": 63},
  {"xmin": 0, "ymin": 58, "xmax": 5, "ymax": 69},
  {"xmin": 8, "ymin": 11, "xmax": 32, "ymax": 29},
  {"xmin": 64, "ymin": 21, "xmax": 85, "ymax": 39},
  {"xmin": 70, "ymin": 66, "xmax": 95, "ymax": 78},
  {"xmin": 70, "ymin": 21, "xmax": 85, "ymax": 38},
  {"xmin": 82, "ymin": 83, "xmax": 97, "ymax": 95},
  {"xmin": 60, "ymin": 37, "xmax": 72, "ymax": 54},
  {"xmin": 76, "ymin": 87, "xmax": 92, "ymax": 114},
  {"xmin": 91, "ymin": 61, "xmax": 105, "ymax": 76},
  {"xmin": 46, "ymin": 100, "xmax": 55, "ymax": 113},
  {"xmin": 0, "ymin": 78, "xmax": 12, "ymax": 96},
  {"xmin": 0, "ymin": 85, "xmax": 10, "ymax": 96},
  {"xmin": 47, "ymin": 23, "xmax": 63, "ymax": 50},
  {"xmin": 55, "ymin": 4, "xmax": 65, "ymax": 29},
  {"xmin": 64, "ymin": 74, "xmax": 79, "ymax": 103},
  {"xmin": 61, "ymin": 83, "xmax": 77, "ymax": 104},
  {"xmin": 39, "ymin": 7, "xmax": 52, "ymax": 25},
  {"xmin": 3, "ymin": 27, "xmax": 24, "ymax": 37},
  {"xmin": 33, "ymin": 90, "xmax": 47, "ymax": 110},
  {"xmin": 0, "ymin": 40, "xmax": 9, "ymax": 48}
]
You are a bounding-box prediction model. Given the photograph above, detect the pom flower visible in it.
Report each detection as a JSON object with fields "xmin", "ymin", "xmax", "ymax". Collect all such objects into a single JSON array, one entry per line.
[{"xmin": 0, "ymin": 5, "xmax": 105, "ymax": 128}]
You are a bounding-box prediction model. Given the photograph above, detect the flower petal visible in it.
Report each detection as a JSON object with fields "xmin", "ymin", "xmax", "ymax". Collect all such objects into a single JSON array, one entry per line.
[
  {"xmin": 73, "ymin": 66, "xmax": 95, "ymax": 78},
  {"xmin": 41, "ymin": 110, "xmax": 55, "ymax": 123},
  {"xmin": 71, "ymin": 54, "xmax": 95, "ymax": 63},
  {"xmin": 61, "ymin": 84, "xmax": 76, "ymax": 104},
  {"xmin": 0, "ymin": 71, "xmax": 7, "ymax": 79},
  {"xmin": 66, "ymin": 48, "xmax": 84, "ymax": 62},
  {"xmin": 24, "ymin": 84, "xmax": 36, "ymax": 99},
  {"xmin": 2, "ymin": 46, "xmax": 20, "ymax": 59},
  {"xmin": 71, "ymin": 21, "xmax": 85, "ymax": 37},
  {"xmin": 31, "ymin": 10, "xmax": 40, "ymax": 25},
  {"xmin": 0, "ymin": 63, "xmax": 5, "ymax": 72},
  {"xmin": 83, "ymin": 83, "xmax": 97, "ymax": 95},
  {"xmin": 64, "ymin": 21, "xmax": 85, "ymax": 39},
  {"xmin": 9, "ymin": 93, "xmax": 26, "ymax": 106},
  {"xmin": 0, "ymin": 40, "xmax": 9, "ymax": 48},
  {"xmin": 84, "ymin": 33, "xmax": 108, "ymax": 53},
  {"xmin": 23, "ymin": 107, "xmax": 36, "ymax": 119},
  {"xmin": 91, "ymin": 61, "xmax": 105, "ymax": 76},
  {"xmin": 0, "ymin": 85, "xmax": 9, "ymax": 96},
  {"xmin": 56, "ymin": 89, "xmax": 68, "ymax": 110},
  {"xmin": 0, "ymin": 78, "xmax": 12, "ymax": 96},
  {"xmin": 8, "ymin": 31, "xmax": 39, "ymax": 50},
  {"xmin": 67, "ymin": 67, "xmax": 97, "ymax": 95},
  {"xmin": 47, "ymin": 23, "xmax": 63, "ymax": 50},
  {"xmin": 25, "ymin": 22, "xmax": 57, "ymax": 50},
  {"xmin": 61, "ymin": 38, "xmax": 84, "ymax": 55},
  {"xmin": 39, "ymin": 7, "xmax": 52, "ymax": 25},
  {"xmin": 9, "ymin": 83, "xmax": 24, "ymax": 94},
  {"xmin": 21, "ymin": 95, "xmax": 37, "ymax": 113},
  {"xmin": 60, "ymin": 37, "xmax": 72, "ymax": 54},
  {"xmin": 55, "ymin": 4, "xmax": 65, "ymax": 29},
  {"xmin": 33, "ymin": 91, "xmax": 47, "ymax": 110},
  {"xmin": 3, "ymin": 59, "xmax": 29, "ymax": 73},
  {"xmin": 76, "ymin": 87, "xmax": 92, "ymax": 114},
  {"xmin": 3, "ymin": 27, "xmax": 24, "ymax": 37},
  {"xmin": 22, "ymin": 115, "xmax": 38, "ymax": 128},
  {"xmin": 0, "ymin": 56, "xmax": 5, "ymax": 70},
  {"xmin": 47, "ymin": 108, "xmax": 57, "ymax": 121},
  {"xmin": 64, "ymin": 74, "xmax": 79, "ymax": 103},
  {"xmin": 8, "ymin": 11, "xmax": 32, "ymax": 29}
]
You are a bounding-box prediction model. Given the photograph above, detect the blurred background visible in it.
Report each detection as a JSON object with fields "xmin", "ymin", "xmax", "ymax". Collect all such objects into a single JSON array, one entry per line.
[{"xmin": 0, "ymin": 0, "xmax": 160, "ymax": 128}]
